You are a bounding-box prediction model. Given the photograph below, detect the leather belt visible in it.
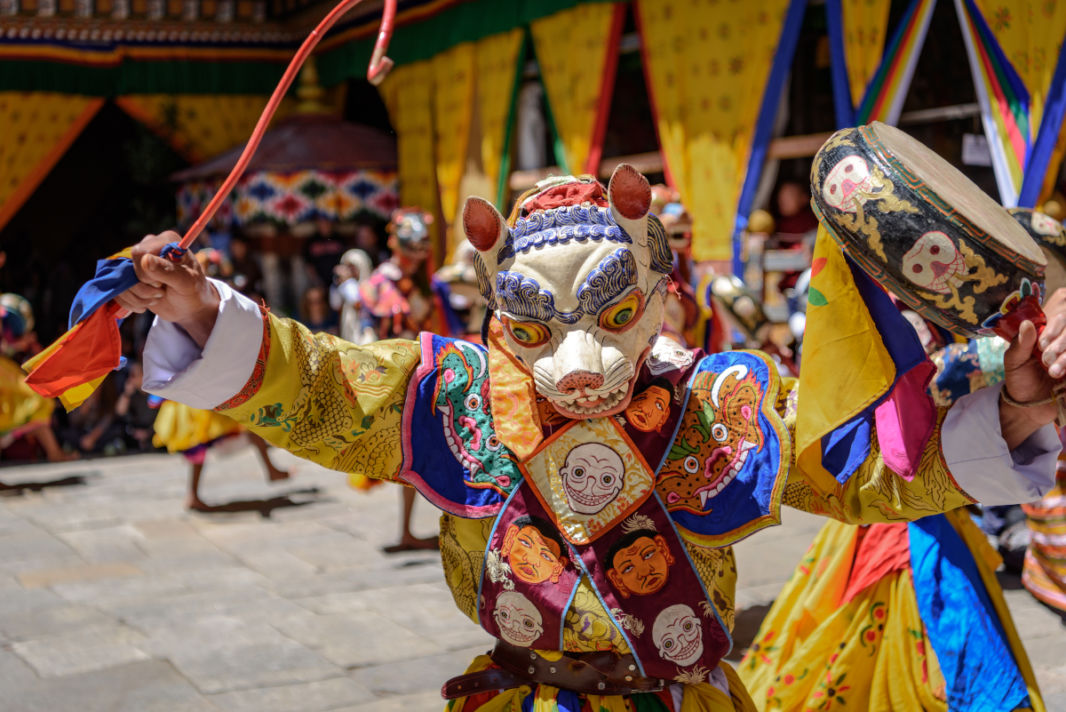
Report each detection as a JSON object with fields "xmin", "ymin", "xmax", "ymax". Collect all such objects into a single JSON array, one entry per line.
[{"xmin": 441, "ymin": 641, "xmax": 667, "ymax": 699}]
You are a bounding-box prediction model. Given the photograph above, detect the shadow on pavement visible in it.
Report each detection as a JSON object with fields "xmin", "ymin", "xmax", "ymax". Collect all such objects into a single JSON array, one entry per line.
[
  {"xmin": 189, "ymin": 486, "xmax": 327, "ymax": 518},
  {"xmin": 0, "ymin": 472, "xmax": 93, "ymax": 496}
]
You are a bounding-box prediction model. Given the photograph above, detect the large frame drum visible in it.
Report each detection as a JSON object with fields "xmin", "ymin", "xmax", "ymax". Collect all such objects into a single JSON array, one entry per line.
[{"xmin": 811, "ymin": 122, "xmax": 1046, "ymax": 340}]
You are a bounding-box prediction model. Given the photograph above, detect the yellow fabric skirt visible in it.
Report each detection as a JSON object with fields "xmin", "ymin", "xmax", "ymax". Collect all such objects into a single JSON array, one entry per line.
[
  {"xmin": 0, "ymin": 355, "xmax": 54, "ymax": 438},
  {"xmin": 737, "ymin": 512, "xmax": 1043, "ymax": 712},
  {"xmin": 152, "ymin": 401, "xmax": 241, "ymax": 454},
  {"xmin": 444, "ymin": 656, "xmax": 756, "ymax": 712}
]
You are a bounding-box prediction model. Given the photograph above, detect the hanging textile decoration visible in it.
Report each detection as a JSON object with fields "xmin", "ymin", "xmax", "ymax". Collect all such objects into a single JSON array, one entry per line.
[
  {"xmin": 842, "ymin": 0, "xmax": 893, "ymax": 112},
  {"xmin": 474, "ymin": 30, "xmax": 525, "ymax": 207},
  {"xmin": 530, "ymin": 1, "xmax": 625, "ymax": 175},
  {"xmin": 379, "ymin": 59, "xmax": 441, "ymax": 252},
  {"xmin": 177, "ymin": 169, "xmax": 398, "ymax": 230},
  {"xmin": 0, "ymin": 92, "xmax": 103, "ymax": 232},
  {"xmin": 826, "ymin": 0, "xmax": 936, "ymax": 127},
  {"xmin": 1021, "ymin": 72, "xmax": 1066, "ymax": 207},
  {"xmin": 988, "ymin": 0, "xmax": 1066, "ymax": 207},
  {"xmin": 115, "ymin": 94, "xmax": 297, "ymax": 164},
  {"xmin": 733, "ymin": 0, "xmax": 808, "ymax": 277},
  {"xmin": 853, "ymin": 0, "xmax": 938, "ymax": 125},
  {"xmin": 955, "ymin": 0, "xmax": 1032, "ymax": 205},
  {"xmin": 973, "ymin": 0, "xmax": 1066, "ymax": 133},
  {"xmin": 23, "ymin": 0, "xmax": 399, "ymax": 407},
  {"xmin": 636, "ymin": 0, "xmax": 792, "ymax": 262},
  {"xmin": 431, "ymin": 42, "xmax": 476, "ymax": 264}
]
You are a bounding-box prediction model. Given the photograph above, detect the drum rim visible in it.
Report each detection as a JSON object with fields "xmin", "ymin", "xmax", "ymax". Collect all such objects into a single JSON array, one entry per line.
[{"xmin": 859, "ymin": 123, "xmax": 1046, "ymax": 275}]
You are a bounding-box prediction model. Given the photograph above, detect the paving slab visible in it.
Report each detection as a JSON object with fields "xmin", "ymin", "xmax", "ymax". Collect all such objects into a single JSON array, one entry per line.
[
  {"xmin": 205, "ymin": 676, "xmax": 376, "ymax": 711},
  {"xmin": 11, "ymin": 623, "xmax": 150, "ymax": 677},
  {"xmin": 0, "ymin": 450, "xmax": 1062, "ymax": 710}
]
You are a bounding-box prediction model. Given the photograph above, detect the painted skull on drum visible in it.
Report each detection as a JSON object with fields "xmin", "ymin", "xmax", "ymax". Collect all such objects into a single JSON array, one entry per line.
[
  {"xmin": 902, "ymin": 231, "xmax": 967, "ymax": 294},
  {"xmin": 462, "ymin": 165, "xmax": 674, "ymax": 420},
  {"xmin": 559, "ymin": 442, "xmax": 626, "ymax": 515},
  {"xmin": 652, "ymin": 604, "xmax": 704, "ymax": 666},
  {"xmin": 1030, "ymin": 211, "xmax": 1062, "ymax": 237},
  {"xmin": 492, "ymin": 591, "xmax": 544, "ymax": 647},
  {"xmin": 821, "ymin": 155, "xmax": 876, "ymax": 213}
]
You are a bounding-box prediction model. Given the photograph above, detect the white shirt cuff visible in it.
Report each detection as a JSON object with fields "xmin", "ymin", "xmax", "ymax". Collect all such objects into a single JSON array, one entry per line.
[
  {"xmin": 941, "ymin": 382, "xmax": 1061, "ymax": 505},
  {"xmin": 142, "ymin": 278, "xmax": 265, "ymax": 409}
]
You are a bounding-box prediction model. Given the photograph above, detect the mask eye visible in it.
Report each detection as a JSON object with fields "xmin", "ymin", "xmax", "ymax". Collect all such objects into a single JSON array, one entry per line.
[
  {"xmin": 711, "ymin": 423, "xmax": 728, "ymax": 442},
  {"xmin": 505, "ymin": 319, "xmax": 550, "ymax": 347},
  {"xmin": 599, "ymin": 291, "xmax": 644, "ymax": 332},
  {"xmin": 465, "ymin": 394, "xmax": 482, "ymax": 411}
]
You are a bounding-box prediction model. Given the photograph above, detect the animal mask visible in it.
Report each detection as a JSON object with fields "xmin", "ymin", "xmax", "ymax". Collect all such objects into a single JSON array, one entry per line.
[{"xmin": 463, "ymin": 165, "xmax": 674, "ymax": 419}]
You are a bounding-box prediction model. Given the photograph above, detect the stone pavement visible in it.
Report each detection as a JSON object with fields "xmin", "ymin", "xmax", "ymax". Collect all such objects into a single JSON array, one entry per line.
[{"xmin": 0, "ymin": 441, "xmax": 1063, "ymax": 711}]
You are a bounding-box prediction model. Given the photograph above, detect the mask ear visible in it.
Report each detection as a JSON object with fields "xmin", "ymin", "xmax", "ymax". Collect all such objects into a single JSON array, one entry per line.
[
  {"xmin": 608, "ymin": 164, "xmax": 652, "ymax": 245},
  {"xmin": 462, "ymin": 197, "xmax": 510, "ymax": 260}
]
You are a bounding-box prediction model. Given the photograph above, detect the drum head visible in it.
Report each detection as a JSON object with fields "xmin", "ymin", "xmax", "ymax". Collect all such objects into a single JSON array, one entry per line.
[
  {"xmin": 811, "ymin": 122, "xmax": 1046, "ymax": 338},
  {"xmin": 871, "ymin": 123, "xmax": 1044, "ymax": 266}
]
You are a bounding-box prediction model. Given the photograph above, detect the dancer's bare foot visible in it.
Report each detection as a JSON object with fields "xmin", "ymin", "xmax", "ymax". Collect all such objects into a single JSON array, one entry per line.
[
  {"xmin": 185, "ymin": 494, "xmax": 210, "ymax": 511},
  {"xmin": 382, "ymin": 535, "xmax": 439, "ymax": 554}
]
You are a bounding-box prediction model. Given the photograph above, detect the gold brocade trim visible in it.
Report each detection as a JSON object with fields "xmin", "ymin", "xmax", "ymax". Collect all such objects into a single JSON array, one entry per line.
[{"xmin": 486, "ymin": 319, "xmax": 544, "ymax": 459}]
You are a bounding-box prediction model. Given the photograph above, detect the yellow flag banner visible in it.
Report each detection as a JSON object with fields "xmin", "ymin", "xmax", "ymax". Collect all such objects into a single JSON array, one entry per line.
[
  {"xmin": 431, "ymin": 43, "xmax": 477, "ymax": 262},
  {"xmin": 974, "ymin": 0, "xmax": 1066, "ymax": 133},
  {"xmin": 474, "ymin": 29, "xmax": 525, "ymax": 206},
  {"xmin": 635, "ymin": 0, "xmax": 791, "ymax": 262},
  {"xmin": 794, "ymin": 228, "xmax": 896, "ymax": 493},
  {"xmin": 379, "ymin": 60, "xmax": 442, "ymax": 258},
  {"xmin": 115, "ymin": 94, "xmax": 299, "ymax": 164},
  {"xmin": 842, "ymin": 0, "xmax": 892, "ymax": 109},
  {"xmin": 531, "ymin": 2, "xmax": 625, "ymax": 175},
  {"xmin": 0, "ymin": 93, "xmax": 103, "ymax": 232}
]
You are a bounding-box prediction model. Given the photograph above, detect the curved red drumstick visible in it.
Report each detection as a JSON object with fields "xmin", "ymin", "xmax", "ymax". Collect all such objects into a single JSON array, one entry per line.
[{"xmin": 180, "ymin": 0, "xmax": 398, "ymax": 251}]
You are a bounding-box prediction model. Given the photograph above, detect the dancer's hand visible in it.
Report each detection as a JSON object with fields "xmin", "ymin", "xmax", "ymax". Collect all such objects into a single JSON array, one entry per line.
[
  {"xmin": 1000, "ymin": 288, "xmax": 1066, "ymax": 448},
  {"xmin": 114, "ymin": 232, "xmax": 220, "ymax": 347}
]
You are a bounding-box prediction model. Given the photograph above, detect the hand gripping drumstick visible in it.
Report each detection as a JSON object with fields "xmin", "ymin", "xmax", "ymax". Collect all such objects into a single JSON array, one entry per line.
[
  {"xmin": 123, "ymin": 0, "xmax": 398, "ymax": 309},
  {"xmin": 989, "ymin": 294, "xmax": 1066, "ymax": 423}
]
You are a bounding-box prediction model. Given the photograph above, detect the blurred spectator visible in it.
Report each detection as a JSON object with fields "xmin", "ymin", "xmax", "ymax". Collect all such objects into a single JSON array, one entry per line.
[
  {"xmin": 434, "ymin": 241, "xmax": 488, "ymax": 339},
  {"xmin": 114, "ymin": 362, "xmax": 157, "ymax": 452},
  {"xmin": 359, "ymin": 207, "xmax": 443, "ymax": 552},
  {"xmin": 304, "ymin": 214, "xmax": 347, "ymax": 288},
  {"xmin": 330, "ymin": 249, "xmax": 376, "ymax": 345},
  {"xmin": 229, "ymin": 236, "xmax": 264, "ymax": 297},
  {"xmin": 0, "ymin": 293, "xmax": 76, "ymax": 462},
  {"xmin": 300, "ymin": 285, "xmax": 338, "ymax": 334}
]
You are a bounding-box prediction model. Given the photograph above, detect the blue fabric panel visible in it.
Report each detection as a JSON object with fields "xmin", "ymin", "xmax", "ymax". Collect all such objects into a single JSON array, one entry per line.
[
  {"xmin": 668, "ymin": 352, "xmax": 785, "ymax": 540},
  {"xmin": 824, "ymin": 0, "xmax": 856, "ymax": 129},
  {"xmin": 909, "ymin": 514, "xmax": 1031, "ymax": 712},
  {"xmin": 819, "ymin": 257, "xmax": 929, "ymax": 483},
  {"xmin": 405, "ymin": 335, "xmax": 520, "ymax": 516},
  {"xmin": 821, "ymin": 414, "xmax": 871, "ymax": 483},
  {"xmin": 1019, "ymin": 38, "xmax": 1066, "ymax": 206},
  {"xmin": 732, "ymin": 0, "xmax": 809, "ymax": 277}
]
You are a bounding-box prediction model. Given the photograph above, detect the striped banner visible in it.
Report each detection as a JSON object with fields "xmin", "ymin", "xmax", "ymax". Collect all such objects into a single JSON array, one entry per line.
[
  {"xmin": 853, "ymin": 0, "xmax": 937, "ymax": 125},
  {"xmin": 1018, "ymin": 36, "xmax": 1066, "ymax": 207},
  {"xmin": 955, "ymin": 0, "xmax": 1032, "ymax": 205}
]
